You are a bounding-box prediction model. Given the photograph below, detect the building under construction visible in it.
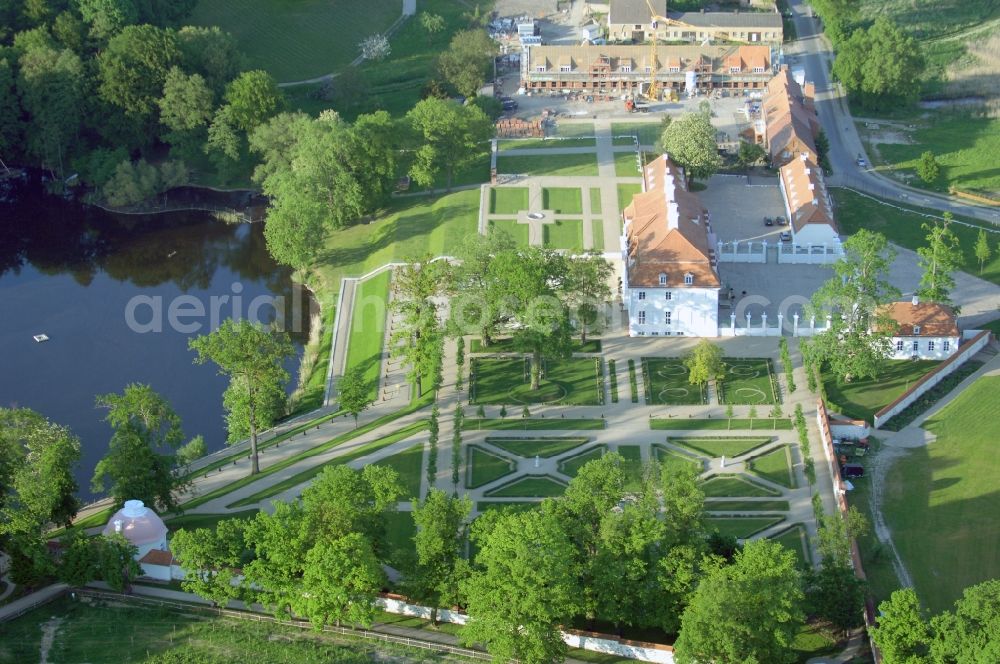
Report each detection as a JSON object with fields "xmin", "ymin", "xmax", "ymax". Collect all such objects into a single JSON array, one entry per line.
[{"xmin": 520, "ymin": 44, "xmax": 773, "ymax": 96}]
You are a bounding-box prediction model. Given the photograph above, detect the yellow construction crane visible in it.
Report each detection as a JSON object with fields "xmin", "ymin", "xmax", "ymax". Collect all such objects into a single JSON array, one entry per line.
[{"xmin": 642, "ymin": 0, "xmax": 693, "ymax": 101}]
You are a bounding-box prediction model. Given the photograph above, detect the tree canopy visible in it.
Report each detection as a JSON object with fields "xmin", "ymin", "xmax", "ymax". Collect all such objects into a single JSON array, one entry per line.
[
  {"xmin": 833, "ymin": 17, "xmax": 925, "ymax": 110},
  {"xmin": 407, "ymin": 97, "xmax": 491, "ymax": 191},
  {"xmin": 437, "ymin": 29, "xmax": 497, "ymax": 98},
  {"xmin": 660, "ymin": 112, "xmax": 723, "ymax": 182}
]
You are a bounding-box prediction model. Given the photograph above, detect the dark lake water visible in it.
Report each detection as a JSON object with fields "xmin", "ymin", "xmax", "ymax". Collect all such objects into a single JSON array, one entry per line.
[{"xmin": 0, "ymin": 180, "xmax": 312, "ymax": 500}]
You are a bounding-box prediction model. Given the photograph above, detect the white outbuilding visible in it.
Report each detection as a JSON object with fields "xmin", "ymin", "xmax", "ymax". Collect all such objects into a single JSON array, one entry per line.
[{"xmin": 102, "ymin": 499, "xmax": 168, "ymax": 560}]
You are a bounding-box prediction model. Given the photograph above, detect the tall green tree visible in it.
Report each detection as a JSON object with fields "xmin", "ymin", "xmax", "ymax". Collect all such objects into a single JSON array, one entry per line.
[
  {"xmin": 437, "ymin": 29, "xmax": 498, "ymax": 98},
  {"xmin": 660, "ymin": 113, "xmax": 723, "ymax": 183},
  {"xmin": 462, "ymin": 509, "xmax": 581, "ymax": 664},
  {"xmin": 92, "ymin": 383, "xmax": 186, "ymax": 511},
  {"xmin": 170, "ymin": 517, "xmax": 248, "ymax": 606},
  {"xmin": 929, "ymin": 580, "xmax": 1000, "ymax": 663},
  {"xmin": 336, "ymin": 365, "xmax": 371, "ymax": 427},
  {"xmin": 564, "ymin": 253, "xmax": 614, "ymax": 343},
  {"xmin": 916, "ymin": 215, "xmax": 963, "ymax": 306},
  {"xmin": 810, "ymin": 229, "xmax": 900, "ymax": 382},
  {"xmin": 95, "ymin": 532, "xmax": 142, "ymax": 592},
  {"xmin": 298, "ymin": 532, "xmax": 385, "ymax": 629},
  {"xmin": 450, "ymin": 229, "xmax": 518, "ymax": 346},
  {"xmin": 833, "ymin": 17, "xmax": 925, "ymax": 110},
  {"xmin": 405, "ymin": 489, "xmax": 471, "ymax": 621},
  {"xmin": 176, "ymin": 25, "xmax": 244, "ymax": 95},
  {"xmin": 76, "ymin": 0, "xmax": 137, "ymax": 41},
  {"xmin": 0, "ymin": 58, "xmax": 23, "ymax": 159},
  {"xmin": 223, "ymin": 69, "xmax": 284, "ymax": 133},
  {"xmin": 684, "ymin": 339, "xmax": 724, "ymax": 389},
  {"xmin": 869, "ymin": 588, "xmax": 930, "ymax": 663},
  {"xmin": 975, "ymin": 228, "xmax": 992, "ymax": 274},
  {"xmin": 0, "ymin": 408, "xmax": 80, "ymax": 538},
  {"xmin": 391, "ymin": 258, "xmax": 449, "ymax": 397},
  {"xmin": 98, "ymin": 24, "xmax": 180, "ymax": 121},
  {"xmin": 17, "ymin": 43, "xmax": 85, "ymax": 175},
  {"xmin": 158, "ymin": 66, "xmax": 214, "ymax": 136},
  {"xmin": 189, "ymin": 319, "xmax": 294, "ymax": 476},
  {"xmin": 407, "ymin": 97, "xmax": 491, "ymax": 190},
  {"xmin": 176, "ymin": 434, "xmax": 207, "ymax": 470},
  {"xmin": 674, "ymin": 539, "xmax": 805, "ymax": 664},
  {"xmin": 916, "ymin": 150, "xmax": 939, "ymax": 184}
]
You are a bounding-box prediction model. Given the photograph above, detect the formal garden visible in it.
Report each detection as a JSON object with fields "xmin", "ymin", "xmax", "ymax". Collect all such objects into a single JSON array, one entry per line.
[
  {"xmin": 642, "ymin": 357, "xmax": 708, "ymax": 405},
  {"xmin": 469, "ymin": 357, "xmax": 605, "ymax": 406},
  {"xmin": 718, "ymin": 357, "xmax": 782, "ymax": 405}
]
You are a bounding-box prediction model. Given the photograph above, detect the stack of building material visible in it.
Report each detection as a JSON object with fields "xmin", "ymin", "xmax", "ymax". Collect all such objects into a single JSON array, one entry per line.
[{"xmin": 495, "ymin": 118, "xmax": 544, "ymax": 137}]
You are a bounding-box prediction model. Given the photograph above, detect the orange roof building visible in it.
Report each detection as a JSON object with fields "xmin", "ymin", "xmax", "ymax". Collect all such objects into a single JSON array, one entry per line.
[
  {"xmin": 622, "ymin": 154, "xmax": 720, "ymax": 337},
  {"xmin": 762, "ymin": 68, "xmax": 819, "ymax": 167},
  {"xmin": 879, "ymin": 297, "xmax": 960, "ymax": 360},
  {"xmin": 778, "ymin": 153, "xmax": 841, "ymax": 250}
]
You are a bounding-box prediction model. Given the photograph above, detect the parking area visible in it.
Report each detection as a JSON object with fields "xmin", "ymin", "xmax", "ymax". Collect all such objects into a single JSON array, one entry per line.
[{"xmin": 702, "ymin": 175, "xmax": 788, "ymax": 243}]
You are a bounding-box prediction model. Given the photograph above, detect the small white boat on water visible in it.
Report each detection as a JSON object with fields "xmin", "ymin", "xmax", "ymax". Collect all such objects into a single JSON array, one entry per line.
[{"xmin": 33, "ymin": 334, "xmax": 49, "ymax": 343}]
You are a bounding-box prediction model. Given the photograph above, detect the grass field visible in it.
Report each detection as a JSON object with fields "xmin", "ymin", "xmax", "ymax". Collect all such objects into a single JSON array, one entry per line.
[
  {"xmin": 822, "ymin": 359, "xmax": 938, "ymax": 421},
  {"xmin": 651, "ymin": 418, "xmax": 793, "ymax": 431},
  {"xmin": 475, "ymin": 501, "xmax": 539, "ymax": 513},
  {"xmin": 617, "ymin": 183, "xmax": 642, "ymax": 213},
  {"xmin": 832, "ymin": 189, "xmax": 1000, "ymax": 287},
  {"xmin": 611, "ymin": 122, "xmax": 662, "ymax": 146},
  {"xmin": 497, "ymin": 137, "xmax": 596, "ymax": 150},
  {"xmin": 614, "ymin": 151, "xmax": 642, "ymax": 177},
  {"xmin": 471, "ymin": 357, "xmax": 603, "ymax": 406},
  {"xmin": 487, "ymin": 219, "xmax": 530, "ymax": 247},
  {"xmin": 667, "ymin": 437, "xmax": 773, "ymax": 459},
  {"xmin": 466, "ymin": 445, "xmax": 516, "ymax": 489},
  {"xmin": 706, "ymin": 500, "xmax": 791, "ymax": 512},
  {"xmin": 718, "ymin": 358, "xmax": 779, "ymax": 405},
  {"xmin": 486, "ymin": 437, "xmax": 589, "ymax": 458},
  {"xmin": 164, "ymin": 510, "xmax": 259, "ymax": 534},
  {"xmin": 881, "ymin": 376, "xmax": 1000, "ymax": 613},
  {"xmin": 700, "ymin": 474, "xmax": 783, "ymax": 497},
  {"xmin": 372, "ymin": 442, "xmax": 424, "ymax": 500},
  {"xmin": 653, "ymin": 445, "xmax": 704, "ymax": 471},
  {"xmin": 484, "ymin": 475, "xmax": 568, "ymax": 498},
  {"xmin": 748, "ymin": 446, "xmax": 796, "ymax": 489},
  {"xmin": 542, "ymin": 188, "xmax": 583, "ymax": 214},
  {"xmin": 188, "ymin": 0, "xmax": 401, "ymax": 81},
  {"xmin": 470, "ymin": 338, "xmax": 601, "ymax": 353},
  {"xmin": 770, "ymin": 524, "xmax": 812, "ymax": 569},
  {"xmin": 642, "ymin": 357, "xmax": 707, "ymax": 405},
  {"xmin": 706, "ymin": 516, "xmax": 784, "ymax": 539},
  {"xmin": 383, "ymin": 509, "xmax": 416, "ymax": 569},
  {"xmin": 558, "ymin": 445, "xmax": 608, "ymax": 477},
  {"xmin": 543, "ymin": 220, "xmax": 584, "ymax": 251},
  {"xmin": 464, "ymin": 418, "xmax": 607, "ymax": 431},
  {"xmin": 589, "ymin": 187, "xmax": 602, "ymax": 211},
  {"xmin": 344, "ymin": 271, "xmax": 390, "ymax": 401},
  {"xmin": 495, "ymin": 153, "xmax": 600, "ymax": 177},
  {"xmin": 490, "ymin": 187, "xmax": 528, "ymax": 214},
  {"xmin": 618, "ymin": 445, "xmax": 645, "ymax": 492},
  {"xmin": 591, "ymin": 219, "xmax": 605, "ymax": 251}
]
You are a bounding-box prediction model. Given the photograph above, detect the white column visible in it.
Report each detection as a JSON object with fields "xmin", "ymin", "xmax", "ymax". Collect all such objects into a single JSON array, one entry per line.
[
  {"xmin": 826, "ymin": 314, "xmax": 833, "ymax": 331},
  {"xmin": 761, "ymin": 312, "xmax": 768, "ymax": 331},
  {"xmin": 777, "ymin": 313, "xmax": 783, "ymax": 336},
  {"xmin": 730, "ymin": 312, "xmax": 736, "ymax": 334},
  {"xmin": 793, "ymin": 312, "xmax": 799, "ymax": 336},
  {"xmin": 810, "ymin": 315, "xmax": 816, "ymax": 332}
]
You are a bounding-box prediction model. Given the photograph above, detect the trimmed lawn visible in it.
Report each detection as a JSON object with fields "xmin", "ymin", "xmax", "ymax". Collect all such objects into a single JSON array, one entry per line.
[
  {"xmin": 344, "ymin": 271, "xmax": 390, "ymax": 401},
  {"xmin": 617, "ymin": 183, "xmax": 642, "ymax": 212},
  {"xmin": 614, "ymin": 151, "xmax": 641, "ymax": 177},
  {"xmin": 465, "ymin": 418, "xmax": 606, "ymax": 430},
  {"xmin": 542, "ymin": 187, "xmax": 583, "ymax": 214},
  {"xmin": 706, "ymin": 500, "xmax": 791, "ymax": 512},
  {"xmin": 718, "ymin": 357, "xmax": 780, "ymax": 405},
  {"xmin": 470, "ymin": 338, "xmax": 601, "ymax": 353},
  {"xmin": 559, "ymin": 445, "xmax": 608, "ymax": 477},
  {"xmin": 490, "ymin": 187, "xmax": 528, "ymax": 214},
  {"xmin": 747, "ymin": 446, "xmax": 796, "ymax": 489},
  {"xmin": 487, "ymin": 219, "xmax": 530, "ymax": 247},
  {"xmin": 822, "ymin": 359, "xmax": 938, "ymax": 421},
  {"xmin": 832, "ymin": 189, "xmax": 1000, "ymax": 287},
  {"xmin": 486, "ymin": 436, "xmax": 589, "ymax": 458},
  {"xmin": 498, "ymin": 137, "xmax": 595, "ymax": 150},
  {"xmin": 470, "ymin": 357, "xmax": 604, "ymax": 406},
  {"xmin": 484, "ymin": 475, "xmax": 568, "ymax": 497},
  {"xmin": 373, "ymin": 442, "xmax": 424, "ymax": 500},
  {"xmin": 706, "ymin": 516, "xmax": 784, "ymax": 539},
  {"xmin": 643, "ymin": 357, "xmax": 707, "ymax": 405},
  {"xmin": 164, "ymin": 510, "xmax": 259, "ymax": 534},
  {"xmin": 543, "ymin": 220, "xmax": 584, "ymax": 251},
  {"xmin": 611, "ymin": 122, "xmax": 662, "ymax": 146},
  {"xmin": 882, "ymin": 376, "xmax": 1000, "ymax": 613},
  {"xmin": 770, "ymin": 524, "xmax": 812, "ymax": 569},
  {"xmin": 554, "ymin": 122, "xmax": 596, "ymax": 139},
  {"xmin": 589, "ymin": 188, "xmax": 602, "ymax": 212},
  {"xmin": 495, "ymin": 153, "xmax": 599, "ymax": 177},
  {"xmin": 188, "ymin": 0, "xmax": 399, "ymax": 81},
  {"xmin": 466, "ymin": 445, "xmax": 516, "ymax": 489},
  {"xmin": 618, "ymin": 445, "xmax": 644, "ymax": 491},
  {"xmin": 700, "ymin": 475, "xmax": 782, "ymax": 498},
  {"xmin": 651, "ymin": 418, "xmax": 793, "ymax": 431},
  {"xmin": 475, "ymin": 501, "xmax": 538, "ymax": 513},
  {"xmin": 653, "ymin": 445, "xmax": 704, "ymax": 471},
  {"xmin": 591, "ymin": 218, "xmax": 606, "ymax": 251},
  {"xmin": 383, "ymin": 510, "xmax": 416, "ymax": 570},
  {"xmin": 667, "ymin": 437, "xmax": 773, "ymax": 459}
]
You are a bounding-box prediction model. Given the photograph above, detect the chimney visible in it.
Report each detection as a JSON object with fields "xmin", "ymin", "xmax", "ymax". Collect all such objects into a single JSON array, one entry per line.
[
  {"xmin": 668, "ymin": 201, "xmax": 680, "ymax": 230},
  {"xmin": 912, "ymin": 294, "xmax": 920, "ymax": 306}
]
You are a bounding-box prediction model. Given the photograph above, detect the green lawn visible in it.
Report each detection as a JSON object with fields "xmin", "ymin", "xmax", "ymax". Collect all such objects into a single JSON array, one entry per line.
[
  {"xmin": 652, "ymin": 445, "xmax": 704, "ymax": 471},
  {"xmin": 344, "ymin": 270, "xmax": 390, "ymax": 401},
  {"xmin": 464, "ymin": 418, "xmax": 606, "ymax": 431},
  {"xmin": 614, "ymin": 151, "xmax": 642, "ymax": 177},
  {"xmin": 490, "ymin": 187, "xmax": 528, "ymax": 214},
  {"xmin": 471, "ymin": 357, "xmax": 604, "ymax": 406},
  {"xmin": 495, "ymin": 153, "xmax": 600, "ymax": 177},
  {"xmin": 589, "ymin": 187, "xmax": 602, "ymax": 212},
  {"xmin": 484, "ymin": 475, "xmax": 568, "ymax": 498},
  {"xmin": 470, "ymin": 338, "xmax": 601, "ymax": 353},
  {"xmin": 770, "ymin": 524, "xmax": 812, "ymax": 569},
  {"xmin": 498, "ymin": 137, "xmax": 596, "ymax": 150},
  {"xmin": 543, "ymin": 220, "xmax": 584, "ymax": 251},
  {"xmin": 475, "ymin": 501, "xmax": 539, "ymax": 513},
  {"xmin": 383, "ymin": 509, "xmax": 416, "ymax": 570},
  {"xmin": 558, "ymin": 445, "xmax": 608, "ymax": 477},
  {"xmin": 881, "ymin": 376, "xmax": 1000, "ymax": 612},
  {"xmin": 188, "ymin": 0, "xmax": 400, "ymax": 81},
  {"xmin": 617, "ymin": 183, "xmax": 642, "ymax": 212},
  {"xmin": 611, "ymin": 122, "xmax": 662, "ymax": 146},
  {"xmin": 706, "ymin": 500, "xmax": 791, "ymax": 512},
  {"xmin": 618, "ymin": 445, "xmax": 644, "ymax": 492},
  {"xmin": 466, "ymin": 445, "xmax": 516, "ymax": 489},
  {"xmin": 542, "ymin": 187, "xmax": 583, "ymax": 214},
  {"xmin": 642, "ymin": 357, "xmax": 707, "ymax": 405},
  {"xmin": 486, "ymin": 437, "xmax": 589, "ymax": 458},
  {"xmin": 832, "ymin": 188, "xmax": 1000, "ymax": 287},
  {"xmin": 590, "ymin": 219, "xmax": 606, "ymax": 251},
  {"xmin": 164, "ymin": 510, "xmax": 260, "ymax": 534},
  {"xmin": 651, "ymin": 418, "xmax": 793, "ymax": 430},
  {"xmin": 487, "ymin": 219, "xmax": 530, "ymax": 247},
  {"xmin": 706, "ymin": 516, "xmax": 784, "ymax": 539},
  {"xmin": 718, "ymin": 358, "xmax": 780, "ymax": 405},
  {"xmin": 822, "ymin": 359, "xmax": 938, "ymax": 421},
  {"xmin": 700, "ymin": 475, "xmax": 783, "ymax": 497},
  {"xmin": 667, "ymin": 437, "xmax": 773, "ymax": 459},
  {"xmin": 554, "ymin": 122, "xmax": 596, "ymax": 139},
  {"xmin": 748, "ymin": 446, "xmax": 796, "ymax": 489},
  {"xmin": 372, "ymin": 442, "xmax": 424, "ymax": 500}
]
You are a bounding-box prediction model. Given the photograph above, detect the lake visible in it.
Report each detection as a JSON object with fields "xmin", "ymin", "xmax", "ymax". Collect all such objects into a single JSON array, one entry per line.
[{"xmin": 0, "ymin": 178, "xmax": 313, "ymax": 500}]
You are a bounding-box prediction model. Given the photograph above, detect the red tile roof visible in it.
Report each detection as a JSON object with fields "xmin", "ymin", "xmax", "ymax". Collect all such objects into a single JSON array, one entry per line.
[
  {"xmin": 880, "ymin": 301, "xmax": 959, "ymax": 337},
  {"xmin": 138, "ymin": 549, "xmax": 174, "ymax": 566}
]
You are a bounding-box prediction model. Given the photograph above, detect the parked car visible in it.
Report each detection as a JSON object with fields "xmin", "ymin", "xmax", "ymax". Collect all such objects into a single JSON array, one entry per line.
[
  {"xmin": 764, "ymin": 216, "xmax": 774, "ymax": 226},
  {"xmin": 856, "ymin": 154, "xmax": 868, "ymax": 168},
  {"xmin": 779, "ymin": 231, "xmax": 792, "ymax": 242},
  {"xmin": 842, "ymin": 463, "xmax": 865, "ymax": 479},
  {"xmin": 501, "ymin": 98, "xmax": 518, "ymax": 111},
  {"xmin": 776, "ymin": 216, "xmax": 787, "ymax": 226}
]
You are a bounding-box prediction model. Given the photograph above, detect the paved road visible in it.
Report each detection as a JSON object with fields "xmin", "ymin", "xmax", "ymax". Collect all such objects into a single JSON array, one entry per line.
[{"xmin": 784, "ymin": 0, "xmax": 1000, "ymax": 225}]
